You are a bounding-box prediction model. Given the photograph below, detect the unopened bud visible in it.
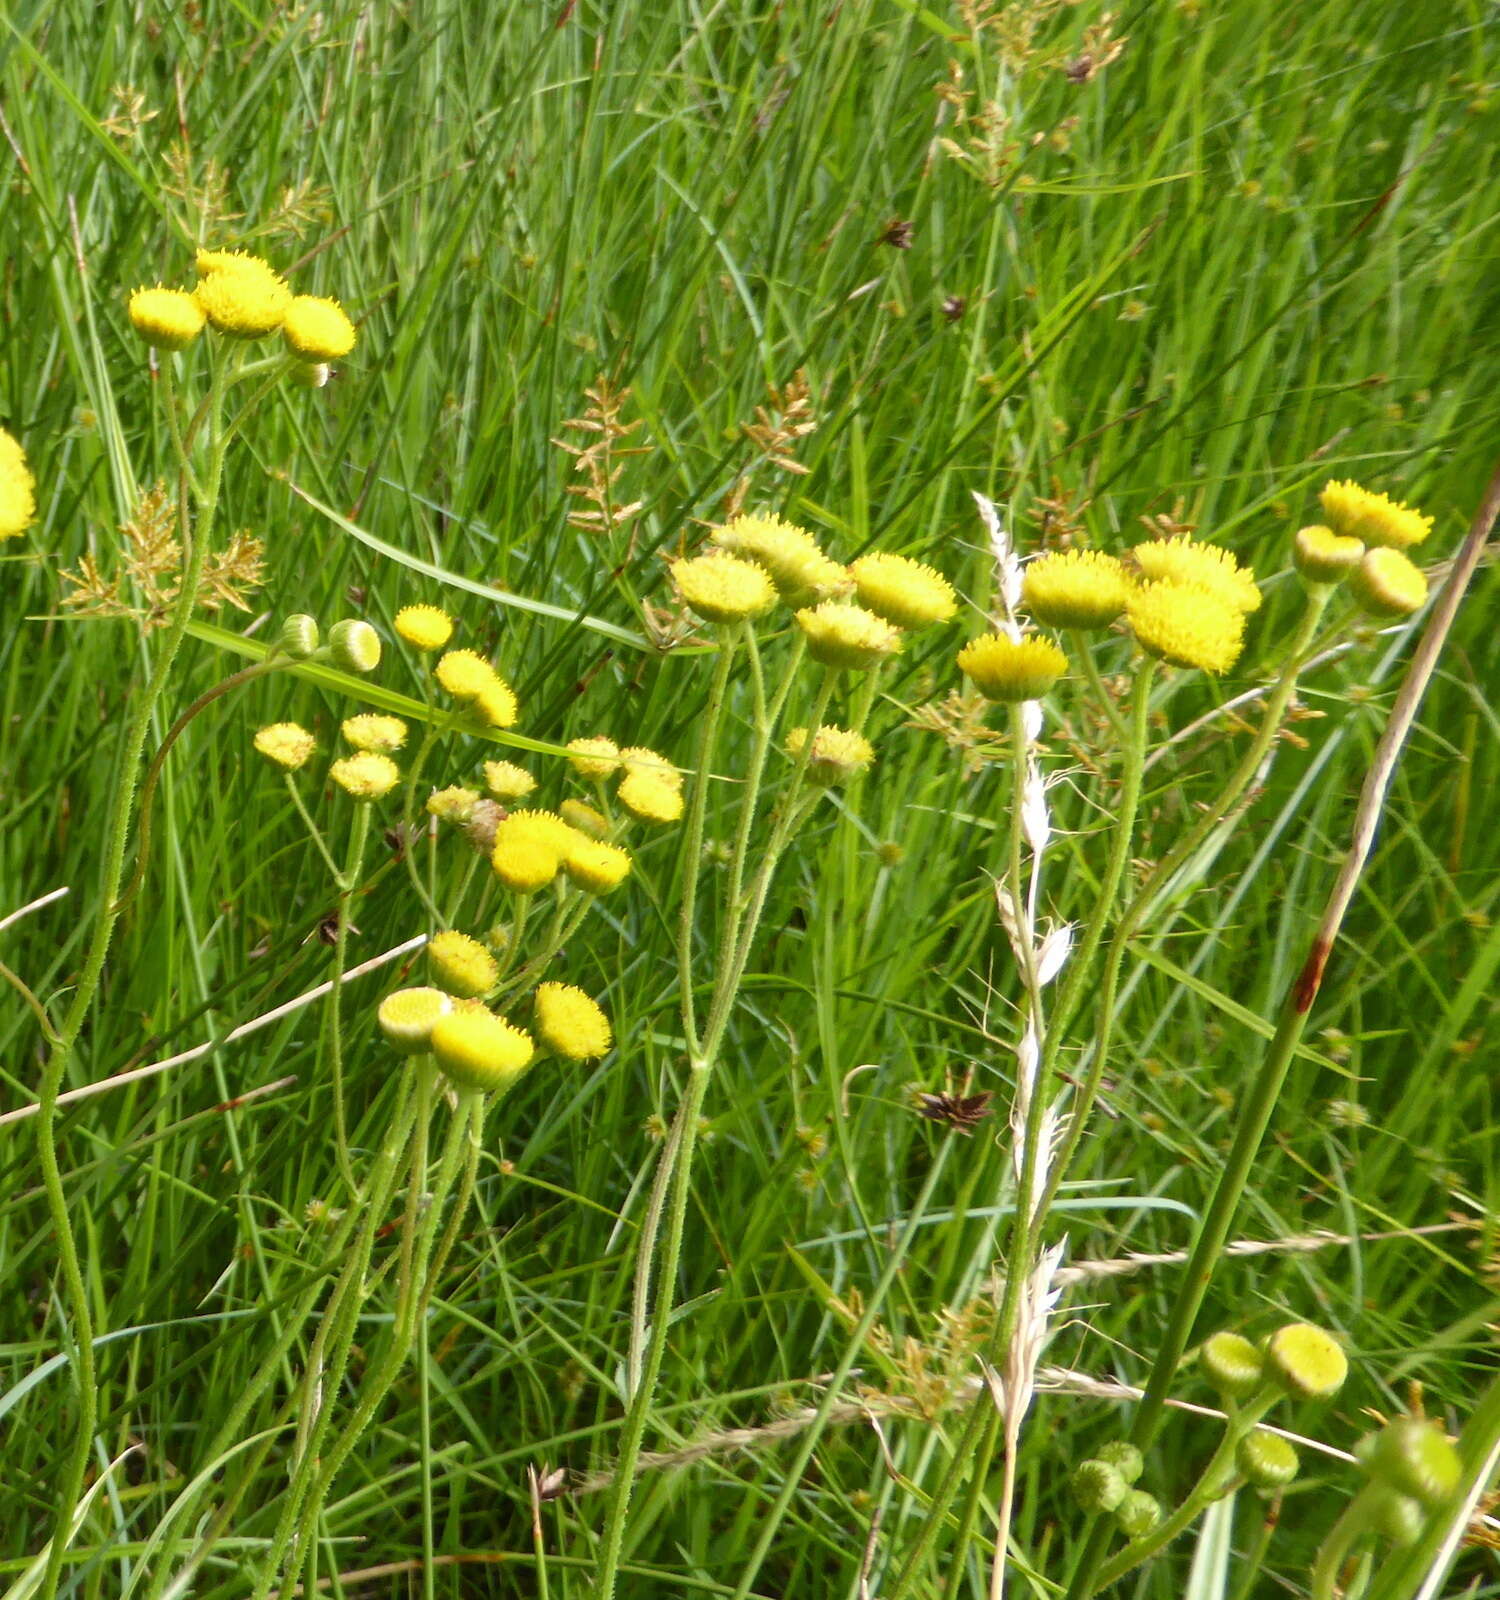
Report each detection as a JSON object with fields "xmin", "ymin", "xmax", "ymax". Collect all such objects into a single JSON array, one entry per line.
[
  {"xmin": 1115, "ymin": 1489, "xmax": 1161, "ymax": 1538},
  {"xmin": 1366, "ymin": 1418, "xmax": 1461, "ymax": 1510},
  {"xmin": 1070, "ymin": 1459, "xmax": 1126, "ymax": 1514},
  {"xmin": 1200, "ymin": 1331, "xmax": 1265, "ymax": 1400},
  {"xmin": 329, "ymin": 618, "xmax": 382, "ymax": 673},
  {"xmin": 278, "ymin": 613, "xmax": 321, "ymax": 659},
  {"xmin": 1237, "ymin": 1428, "xmax": 1300, "ymax": 1489}
]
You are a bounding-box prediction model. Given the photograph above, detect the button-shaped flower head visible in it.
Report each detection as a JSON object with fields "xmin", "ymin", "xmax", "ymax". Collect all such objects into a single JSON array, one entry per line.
[
  {"xmin": 1320, "ymin": 479, "xmax": 1432, "ymax": 550},
  {"xmin": 483, "ymin": 760, "xmax": 536, "ymax": 801},
  {"xmin": 1022, "ymin": 549, "xmax": 1130, "ymax": 629},
  {"xmin": 1126, "ymin": 581, "xmax": 1245, "ymax": 673},
  {"xmin": 848, "ymin": 552, "xmax": 958, "ymax": 629},
  {"xmin": 1265, "ymin": 1322, "xmax": 1348, "ymax": 1399},
  {"xmin": 711, "ymin": 512, "xmax": 849, "ymax": 606},
  {"xmin": 534, "ymin": 982, "xmax": 613, "ymax": 1060},
  {"xmin": 1349, "ymin": 547, "xmax": 1427, "ymax": 618},
  {"xmin": 282, "ymin": 295, "xmax": 356, "ymax": 362},
  {"xmin": 957, "ymin": 632, "xmax": 1068, "ymax": 701},
  {"xmin": 567, "ymin": 736, "xmax": 620, "ymax": 781},
  {"xmin": 796, "ymin": 601, "xmax": 902, "ymax": 671},
  {"xmin": 1200, "ymin": 1330, "xmax": 1265, "ymax": 1400},
  {"xmin": 328, "ymin": 619, "xmax": 382, "ymax": 673},
  {"xmin": 377, "ymin": 986, "xmax": 452, "ymax": 1055},
  {"xmin": 564, "ymin": 837, "xmax": 633, "ymax": 893},
  {"xmin": 341, "ymin": 713, "xmax": 407, "ymax": 753},
  {"xmin": 395, "ymin": 604, "xmax": 455, "ymax": 652},
  {"xmin": 0, "ymin": 427, "xmax": 37, "ymax": 541},
  {"xmin": 1132, "ymin": 536, "xmax": 1261, "ymax": 614},
  {"xmin": 193, "ymin": 252, "xmax": 292, "ymax": 338},
  {"xmin": 429, "ymin": 1006, "xmax": 534, "ymax": 1095},
  {"xmin": 1293, "ymin": 525, "xmax": 1365, "ymax": 584},
  {"xmin": 427, "ymin": 929, "xmax": 499, "ymax": 998},
  {"xmin": 785, "ymin": 725, "xmax": 875, "ymax": 785},
  {"xmin": 128, "ymin": 286, "xmax": 206, "ymax": 351},
  {"xmin": 254, "ymin": 722, "xmax": 317, "ymax": 771},
  {"xmin": 329, "ymin": 751, "xmax": 400, "ymax": 800},
  {"xmin": 672, "ymin": 552, "xmax": 778, "ymax": 624}
]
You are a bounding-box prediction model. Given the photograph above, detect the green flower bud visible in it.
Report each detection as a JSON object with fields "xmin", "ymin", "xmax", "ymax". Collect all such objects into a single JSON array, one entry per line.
[
  {"xmin": 1095, "ymin": 1441, "xmax": 1144, "ymax": 1485},
  {"xmin": 1115, "ymin": 1489, "xmax": 1161, "ymax": 1539},
  {"xmin": 277, "ymin": 613, "xmax": 321, "ymax": 659},
  {"xmin": 1293, "ymin": 524, "xmax": 1365, "ymax": 584},
  {"xmin": 1367, "ymin": 1418, "xmax": 1461, "ymax": 1510},
  {"xmin": 1368, "ymin": 1484, "xmax": 1426, "ymax": 1548},
  {"xmin": 1200, "ymin": 1331, "xmax": 1265, "ymax": 1400},
  {"xmin": 1070, "ymin": 1459, "xmax": 1127, "ymax": 1514},
  {"xmin": 1265, "ymin": 1323, "xmax": 1348, "ymax": 1399},
  {"xmin": 377, "ymin": 986, "xmax": 451, "ymax": 1055},
  {"xmin": 1236, "ymin": 1428, "xmax": 1300, "ymax": 1489},
  {"xmin": 329, "ymin": 618, "xmax": 382, "ymax": 674}
]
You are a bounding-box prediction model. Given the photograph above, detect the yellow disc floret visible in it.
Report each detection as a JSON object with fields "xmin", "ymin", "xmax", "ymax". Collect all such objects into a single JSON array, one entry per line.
[
  {"xmin": 394, "ymin": 604, "xmax": 454, "ymax": 652},
  {"xmin": 341, "ymin": 713, "xmax": 407, "ymax": 753},
  {"xmin": 435, "ymin": 648, "xmax": 499, "ymax": 701},
  {"xmin": 253, "ymin": 722, "xmax": 316, "ymax": 771},
  {"xmin": 377, "ymin": 986, "xmax": 452, "ymax": 1055},
  {"xmin": 1349, "ymin": 547, "xmax": 1427, "ymax": 617},
  {"xmin": 1293, "ymin": 525, "xmax": 1365, "ymax": 584},
  {"xmin": 1320, "ymin": 479, "xmax": 1433, "ymax": 550},
  {"xmin": 329, "ymin": 751, "xmax": 401, "ymax": 800},
  {"xmin": 796, "ymin": 601, "xmax": 902, "ymax": 671},
  {"xmin": 0, "ymin": 427, "xmax": 37, "ymax": 540},
  {"xmin": 192, "ymin": 255, "xmax": 292, "ymax": 338},
  {"xmin": 785, "ymin": 725, "xmax": 876, "ymax": 785},
  {"xmin": 534, "ymin": 982, "xmax": 613, "ymax": 1060},
  {"xmin": 564, "ymin": 836, "xmax": 633, "ymax": 892},
  {"xmin": 711, "ymin": 512, "xmax": 850, "ymax": 605},
  {"xmin": 426, "ymin": 786, "xmax": 480, "ymax": 824},
  {"xmin": 472, "ymin": 678, "xmax": 519, "ymax": 729},
  {"xmin": 282, "ymin": 294, "xmax": 356, "ymax": 361},
  {"xmin": 957, "ymin": 632, "xmax": 1068, "ymax": 702},
  {"xmin": 567, "ymin": 736, "xmax": 620, "ymax": 781},
  {"xmin": 849, "ymin": 552, "xmax": 957, "ymax": 629},
  {"xmin": 1126, "ymin": 581, "xmax": 1245, "ymax": 673},
  {"xmin": 427, "ymin": 929, "xmax": 500, "ymax": 998},
  {"xmin": 616, "ymin": 747, "xmax": 681, "ymax": 791},
  {"xmin": 429, "ymin": 1006, "xmax": 535, "ymax": 1095},
  {"xmin": 483, "ymin": 760, "xmax": 536, "ymax": 801},
  {"xmin": 1132, "ymin": 536, "xmax": 1261, "ymax": 614},
  {"xmin": 672, "ymin": 552, "xmax": 778, "ymax": 623},
  {"xmin": 127, "ymin": 286, "xmax": 206, "ymax": 351},
  {"xmin": 491, "ymin": 809, "xmax": 573, "ymax": 891},
  {"xmin": 618, "ymin": 772, "xmax": 685, "ymax": 824},
  {"xmin": 1022, "ymin": 549, "xmax": 1130, "ymax": 630}
]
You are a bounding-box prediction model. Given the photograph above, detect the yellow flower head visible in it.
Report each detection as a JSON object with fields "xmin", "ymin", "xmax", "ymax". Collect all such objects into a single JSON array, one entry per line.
[
  {"xmin": 471, "ymin": 678, "xmax": 519, "ymax": 729},
  {"xmin": 429, "ymin": 1006, "xmax": 534, "ymax": 1095},
  {"xmin": 195, "ymin": 247, "xmax": 271, "ymax": 277},
  {"xmin": 564, "ymin": 836, "xmax": 633, "ymax": 893},
  {"xmin": 957, "ymin": 632, "xmax": 1068, "ymax": 702},
  {"xmin": 1320, "ymin": 479, "xmax": 1433, "ymax": 550},
  {"xmin": 534, "ymin": 982, "xmax": 613, "ymax": 1060},
  {"xmin": 1349, "ymin": 547, "xmax": 1427, "ymax": 617},
  {"xmin": 1126, "ymin": 581, "xmax": 1245, "ymax": 673},
  {"xmin": 560, "ymin": 798, "xmax": 610, "ymax": 839},
  {"xmin": 426, "ymin": 785, "xmax": 480, "ymax": 824},
  {"xmin": 491, "ymin": 809, "xmax": 574, "ymax": 892},
  {"xmin": 483, "ymin": 760, "xmax": 536, "ymax": 801},
  {"xmin": 671, "ymin": 552, "xmax": 778, "ymax": 624},
  {"xmin": 377, "ymin": 986, "xmax": 452, "ymax": 1056},
  {"xmin": 0, "ymin": 427, "xmax": 37, "ymax": 540},
  {"xmin": 193, "ymin": 255, "xmax": 292, "ymax": 338},
  {"xmin": 435, "ymin": 648, "xmax": 498, "ymax": 701},
  {"xmin": 1132, "ymin": 536, "xmax": 1261, "ymax": 614},
  {"xmin": 341, "ymin": 713, "xmax": 407, "ymax": 753},
  {"xmin": 849, "ymin": 552, "xmax": 957, "ymax": 629},
  {"xmin": 282, "ymin": 294, "xmax": 356, "ymax": 362},
  {"xmin": 328, "ymin": 619, "xmax": 382, "ymax": 673},
  {"xmin": 712, "ymin": 512, "xmax": 850, "ymax": 605},
  {"xmin": 617, "ymin": 747, "xmax": 682, "ymax": 791},
  {"xmin": 1022, "ymin": 549, "xmax": 1130, "ymax": 630},
  {"xmin": 618, "ymin": 771, "xmax": 685, "ymax": 824},
  {"xmin": 127, "ymin": 286, "xmax": 206, "ymax": 351},
  {"xmin": 329, "ymin": 751, "xmax": 401, "ymax": 800},
  {"xmin": 567, "ymin": 735, "xmax": 620, "ymax": 781},
  {"xmin": 795, "ymin": 600, "xmax": 902, "ymax": 671},
  {"xmin": 1293, "ymin": 525, "xmax": 1365, "ymax": 584},
  {"xmin": 427, "ymin": 929, "xmax": 499, "ymax": 998},
  {"xmin": 785, "ymin": 724, "xmax": 876, "ymax": 785},
  {"xmin": 394, "ymin": 604, "xmax": 454, "ymax": 651},
  {"xmin": 1265, "ymin": 1322, "xmax": 1348, "ymax": 1399},
  {"xmin": 253, "ymin": 722, "xmax": 316, "ymax": 771}
]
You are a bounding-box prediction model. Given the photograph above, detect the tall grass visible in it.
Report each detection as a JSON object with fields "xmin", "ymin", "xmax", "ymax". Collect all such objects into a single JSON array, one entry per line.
[{"xmin": 2, "ymin": 2, "xmax": 1498, "ymax": 1596}]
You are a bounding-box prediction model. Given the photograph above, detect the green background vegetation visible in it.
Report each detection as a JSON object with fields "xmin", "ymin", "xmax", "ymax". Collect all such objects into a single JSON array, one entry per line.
[{"xmin": 2, "ymin": 0, "xmax": 1497, "ymax": 1594}]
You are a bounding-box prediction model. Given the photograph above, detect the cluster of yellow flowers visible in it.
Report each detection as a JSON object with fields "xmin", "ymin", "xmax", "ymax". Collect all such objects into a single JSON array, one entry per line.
[
  {"xmin": 127, "ymin": 248, "xmax": 356, "ymax": 370},
  {"xmin": 0, "ymin": 427, "xmax": 36, "ymax": 541},
  {"xmin": 254, "ymin": 708, "xmax": 404, "ymax": 799},
  {"xmin": 672, "ymin": 513, "xmax": 958, "ymax": 669},
  {"xmin": 1294, "ymin": 478, "xmax": 1431, "ymax": 617}
]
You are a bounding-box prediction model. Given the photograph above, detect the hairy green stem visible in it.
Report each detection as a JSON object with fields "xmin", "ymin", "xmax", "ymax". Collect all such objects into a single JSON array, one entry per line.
[{"xmin": 327, "ymin": 803, "xmax": 373, "ymax": 1195}]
